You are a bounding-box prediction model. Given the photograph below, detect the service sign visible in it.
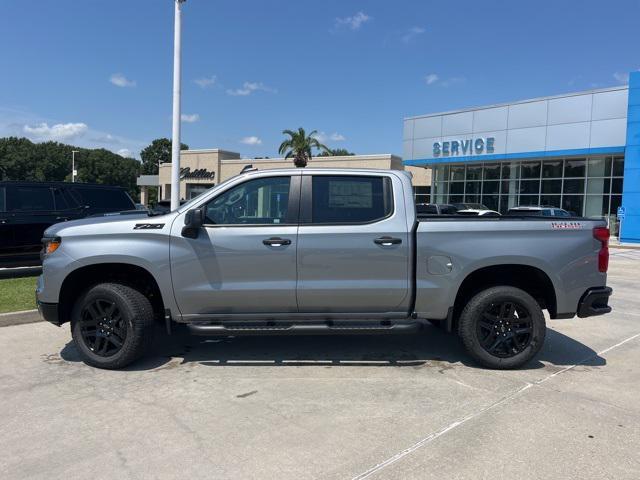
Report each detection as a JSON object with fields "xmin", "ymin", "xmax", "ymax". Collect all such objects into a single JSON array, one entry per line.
[{"xmin": 433, "ymin": 137, "xmax": 495, "ymax": 157}]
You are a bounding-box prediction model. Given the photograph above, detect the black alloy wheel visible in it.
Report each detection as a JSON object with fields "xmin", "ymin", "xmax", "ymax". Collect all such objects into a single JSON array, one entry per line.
[
  {"xmin": 79, "ymin": 298, "xmax": 127, "ymax": 357},
  {"xmin": 457, "ymin": 286, "xmax": 546, "ymax": 369},
  {"xmin": 476, "ymin": 300, "xmax": 533, "ymax": 358},
  {"xmin": 71, "ymin": 283, "xmax": 155, "ymax": 369}
]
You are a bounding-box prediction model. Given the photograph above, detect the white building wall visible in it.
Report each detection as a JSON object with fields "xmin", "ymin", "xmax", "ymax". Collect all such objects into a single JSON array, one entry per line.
[{"xmin": 404, "ymin": 86, "xmax": 629, "ymax": 163}]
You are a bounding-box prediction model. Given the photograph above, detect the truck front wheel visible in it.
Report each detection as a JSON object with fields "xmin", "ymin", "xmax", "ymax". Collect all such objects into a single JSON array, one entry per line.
[
  {"xmin": 71, "ymin": 283, "xmax": 155, "ymax": 369},
  {"xmin": 458, "ymin": 286, "xmax": 546, "ymax": 369}
]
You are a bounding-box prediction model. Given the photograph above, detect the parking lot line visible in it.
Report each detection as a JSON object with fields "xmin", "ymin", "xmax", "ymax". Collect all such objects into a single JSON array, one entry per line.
[{"xmin": 351, "ymin": 331, "xmax": 640, "ymax": 480}]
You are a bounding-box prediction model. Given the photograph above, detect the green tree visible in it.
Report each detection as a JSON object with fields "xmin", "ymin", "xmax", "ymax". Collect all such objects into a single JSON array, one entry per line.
[
  {"xmin": 317, "ymin": 148, "xmax": 355, "ymax": 157},
  {"xmin": 140, "ymin": 138, "xmax": 189, "ymax": 175},
  {"xmin": 278, "ymin": 128, "xmax": 330, "ymax": 168},
  {"xmin": 0, "ymin": 137, "xmax": 142, "ymax": 199}
]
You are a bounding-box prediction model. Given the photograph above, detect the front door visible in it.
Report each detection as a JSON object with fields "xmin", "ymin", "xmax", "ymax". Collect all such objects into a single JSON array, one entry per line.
[
  {"xmin": 296, "ymin": 173, "xmax": 411, "ymax": 315},
  {"xmin": 171, "ymin": 174, "xmax": 300, "ymax": 318}
]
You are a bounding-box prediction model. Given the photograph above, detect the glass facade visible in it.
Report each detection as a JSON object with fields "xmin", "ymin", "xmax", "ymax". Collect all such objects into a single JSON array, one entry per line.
[
  {"xmin": 413, "ymin": 186, "xmax": 430, "ymax": 204},
  {"xmin": 432, "ymin": 155, "xmax": 624, "ymax": 218}
]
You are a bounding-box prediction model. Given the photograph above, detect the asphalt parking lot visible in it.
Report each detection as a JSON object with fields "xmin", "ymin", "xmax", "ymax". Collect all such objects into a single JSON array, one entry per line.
[{"xmin": 1, "ymin": 249, "xmax": 639, "ymax": 479}]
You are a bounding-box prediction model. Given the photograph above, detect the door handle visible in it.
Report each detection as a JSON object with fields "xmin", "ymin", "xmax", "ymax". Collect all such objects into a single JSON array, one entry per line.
[
  {"xmin": 262, "ymin": 237, "xmax": 291, "ymax": 247},
  {"xmin": 0, "ymin": 219, "xmax": 7, "ymax": 225},
  {"xmin": 55, "ymin": 217, "xmax": 69, "ymax": 221},
  {"xmin": 374, "ymin": 236, "xmax": 402, "ymax": 246}
]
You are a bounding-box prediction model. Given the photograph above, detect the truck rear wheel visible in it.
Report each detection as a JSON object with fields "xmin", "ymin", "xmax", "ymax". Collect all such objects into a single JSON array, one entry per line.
[
  {"xmin": 458, "ymin": 286, "xmax": 545, "ymax": 369},
  {"xmin": 71, "ymin": 283, "xmax": 154, "ymax": 369}
]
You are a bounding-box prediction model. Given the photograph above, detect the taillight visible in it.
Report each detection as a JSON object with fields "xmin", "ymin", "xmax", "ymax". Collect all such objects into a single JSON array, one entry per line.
[{"xmin": 593, "ymin": 227, "xmax": 610, "ymax": 273}]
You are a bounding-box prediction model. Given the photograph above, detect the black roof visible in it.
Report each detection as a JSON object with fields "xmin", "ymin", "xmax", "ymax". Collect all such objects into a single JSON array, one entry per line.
[{"xmin": 0, "ymin": 181, "xmax": 126, "ymax": 190}]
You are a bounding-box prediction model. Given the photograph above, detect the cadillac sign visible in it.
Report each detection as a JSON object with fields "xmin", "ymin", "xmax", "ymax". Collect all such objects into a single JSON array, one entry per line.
[{"xmin": 433, "ymin": 137, "xmax": 495, "ymax": 157}]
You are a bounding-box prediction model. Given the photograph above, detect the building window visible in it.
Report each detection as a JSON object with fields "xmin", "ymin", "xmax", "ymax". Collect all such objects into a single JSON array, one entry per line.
[
  {"xmin": 413, "ymin": 186, "xmax": 430, "ymax": 204},
  {"xmin": 186, "ymin": 183, "xmax": 212, "ymax": 199},
  {"xmin": 430, "ymin": 155, "xmax": 624, "ymax": 218}
]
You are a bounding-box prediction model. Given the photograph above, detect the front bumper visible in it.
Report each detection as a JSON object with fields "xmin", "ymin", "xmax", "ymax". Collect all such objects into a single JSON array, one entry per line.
[
  {"xmin": 577, "ymin": 287, "xmax": 612, "ymax": 318},
  {"xmin": 37, "ymin": 301, "xmax": 61, "ymax": 326}
]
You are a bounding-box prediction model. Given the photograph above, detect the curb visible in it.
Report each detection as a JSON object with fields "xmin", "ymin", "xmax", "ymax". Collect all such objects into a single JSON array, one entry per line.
[
  {"xmin": 0, "ymin": 310, "xmax": 43, "ymax": 328},
  {"xmin": 611, "ymin": 244, "xmax": 640, "ymax": 250}
]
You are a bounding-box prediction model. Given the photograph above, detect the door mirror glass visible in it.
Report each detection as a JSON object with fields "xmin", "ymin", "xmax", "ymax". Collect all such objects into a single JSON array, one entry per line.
[{"xmin": 182, "ymin": 208, "xmax": 204, "ymax": 238}]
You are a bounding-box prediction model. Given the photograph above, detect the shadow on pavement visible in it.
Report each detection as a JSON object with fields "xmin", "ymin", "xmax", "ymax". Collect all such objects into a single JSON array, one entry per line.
[{"xmin": 59, "ymin": 323, "xmax": 606, "ymax": 372}]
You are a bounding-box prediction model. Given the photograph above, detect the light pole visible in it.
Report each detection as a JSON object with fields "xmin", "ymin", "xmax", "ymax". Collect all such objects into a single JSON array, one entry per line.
[
  {"xmin": 170, "ymin": 0, "xmax": 186, "ymax": 211},
  {"xmin": 71, "ymin": 150, "xmax": 79, "ymax": 182}
]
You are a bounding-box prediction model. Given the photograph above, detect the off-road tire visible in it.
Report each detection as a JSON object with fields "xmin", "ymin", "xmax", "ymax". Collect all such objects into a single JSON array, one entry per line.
[
  {"xmin": 458, "ymin": 286, "xmax": 546, "ymax": 369},
  {"xmin": 71, "ymin": 283, "xmax": 155, "ymax": 369}
]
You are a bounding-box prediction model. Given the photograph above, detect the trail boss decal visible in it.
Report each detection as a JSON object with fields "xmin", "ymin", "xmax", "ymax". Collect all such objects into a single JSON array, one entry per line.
[
  {"xmin": 551, "ymin": 221, "xmax": 583, "ymax": 230},
  {"xmin": 133, "ymin": 223, "xmax": 165, "ymax": 230}
]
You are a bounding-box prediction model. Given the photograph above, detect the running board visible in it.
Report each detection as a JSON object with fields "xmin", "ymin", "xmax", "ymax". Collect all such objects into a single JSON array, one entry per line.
[{"xmin": 187, "ymin": 321, "xmax": 422, "ymax": 336}]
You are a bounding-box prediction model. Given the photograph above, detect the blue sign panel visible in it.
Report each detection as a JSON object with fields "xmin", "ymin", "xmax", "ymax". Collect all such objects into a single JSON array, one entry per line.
[{"xmin": 617, "ymin": 206, "xmax": 626, "ymax": 220}]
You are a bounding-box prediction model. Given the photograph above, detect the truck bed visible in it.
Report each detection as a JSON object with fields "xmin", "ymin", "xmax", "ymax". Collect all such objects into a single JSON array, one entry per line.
[{"xmin": 414, "ymin": 216, "xmax": 607, "ymax": 321}]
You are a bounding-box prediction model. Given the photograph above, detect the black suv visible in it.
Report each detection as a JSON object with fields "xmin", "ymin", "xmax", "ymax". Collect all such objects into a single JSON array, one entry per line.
[{"xmin": 0, "ymin": 182, "xmax": 136, "ymax": 267}]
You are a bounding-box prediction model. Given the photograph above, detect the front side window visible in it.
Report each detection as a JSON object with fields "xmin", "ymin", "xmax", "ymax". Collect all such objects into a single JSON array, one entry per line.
[
  {"xmin": 6, "ymin": 186, "xmax": 54, "ymax": 211},
  {"xmin": 205, "ymin": 176, "xmax": 291, "ymax": 225},
  {"xmin": 0, "ymin": 187, "xmax": 5, "ymax": 212},
  {"xmin": 311, "ymin": 176, "xmax": 392, "ymax": 224}
]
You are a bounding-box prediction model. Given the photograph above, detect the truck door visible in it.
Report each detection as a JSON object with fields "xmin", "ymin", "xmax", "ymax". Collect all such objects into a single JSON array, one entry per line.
[
  {"xmin": 296, "ymin": 173, "xmax": 411, "ymax": 315},
  {"xmin": 171, "ymin": 174, "xmax": 301, "ymax": 317},
  {"xmin": 5, "ymin": 185, "xmax": 58, "ymax": 258}
]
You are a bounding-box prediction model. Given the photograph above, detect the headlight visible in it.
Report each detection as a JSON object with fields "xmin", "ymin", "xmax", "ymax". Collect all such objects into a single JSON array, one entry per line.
[{"xmin": 42, "ymin": 237, "xmax": 62, "ymax": 256}]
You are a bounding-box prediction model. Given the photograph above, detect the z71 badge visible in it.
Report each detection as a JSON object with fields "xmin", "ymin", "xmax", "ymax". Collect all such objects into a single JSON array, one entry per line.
[
  {"xmin": 133, "ymin": 223, "xmax": 165, "ymax": 230},
  {"xmin": 551, "ymin": 221, "xmax": 583, "ymax": 230}
]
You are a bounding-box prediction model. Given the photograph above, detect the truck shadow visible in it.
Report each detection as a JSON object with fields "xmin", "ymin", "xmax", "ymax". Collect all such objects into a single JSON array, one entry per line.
[{"xmin": 60, "ymin": 324, "xmax": 606, "ymax": 371}]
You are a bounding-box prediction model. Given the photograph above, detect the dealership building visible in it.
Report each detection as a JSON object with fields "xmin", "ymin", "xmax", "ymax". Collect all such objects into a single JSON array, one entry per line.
[
  {"xmin": 138, "ymin": 151, "xmax": 431, "ymax": 204},
  {"xmin": 403, "ymin": 71, "xmax": 640, "ymax": 243}
]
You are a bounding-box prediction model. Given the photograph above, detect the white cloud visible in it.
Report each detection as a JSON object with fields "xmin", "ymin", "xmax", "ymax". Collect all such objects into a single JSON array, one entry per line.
[
  {"xmin": 109, "ymin": 73, "xmax": 136, "ymax": 88},
  {"xmin": 23, "ymin": 122, "xmax": 88, "ymax": 141},
  {"xmin": 401, "ymin": 26, "xmax": 426, "ymax": 43},
  {"xmin": 314, "ymin": 131, "xmax": 346, "ymax": 143},
  {"xmin": 240, "ymin": 136, "xmax": 262, "ymax": 146},
  {"xmin": 334, "ymin": 11, "xmax": 371, "ymax": 31},
  {"xmin": 117, "ymin": 148, "xmax": 133, "ymax": 158},
  {"xmin": 425, "ymin": 74, "xmax": 439, "ymax": 85},
  {"xmin": 424, "ymin": 74, "xmax": 465, "ymax": 87},
  {"xmin": 194, "ymin": 75, "xmax": 217, "ymax": 88},
  {"xmin": 440, "ymin": 76, "xmax": 465, "ymax": 87},
  {"xmin": 613, "ymin": 72, "xmax": 630, "ymax": 84},
  {"xmin": 226, "ymin": 81, "xmax": 276, "ymax": 96},
  {"xmin": 181, "ymin": 113, "xmax": 200, "ymax": 123}
]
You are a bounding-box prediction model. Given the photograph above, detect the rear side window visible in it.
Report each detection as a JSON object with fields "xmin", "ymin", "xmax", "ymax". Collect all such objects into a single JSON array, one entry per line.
[
  {"xmin": 72, "ymin": 187, "xmax": 134, "ymax": 211},
  {"xmin": 6, "ymin": 186, "xmax": 54, "ymax": 211},
  {"xmin": 311, "ymin": 176, "xmax": 392, "ymax": 224},
  {"xmin": 0, "ymin": 187, "xmax": 5, "ymax": 212}
]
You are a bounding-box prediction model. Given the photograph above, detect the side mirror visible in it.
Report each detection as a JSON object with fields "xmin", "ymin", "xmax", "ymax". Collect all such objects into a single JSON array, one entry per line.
[{"xmin": 182, "ymin": 208, "xmax": 204, "ymax": 238}]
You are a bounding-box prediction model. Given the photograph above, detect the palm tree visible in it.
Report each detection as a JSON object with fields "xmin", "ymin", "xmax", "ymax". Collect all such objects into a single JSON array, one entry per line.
[{"xmin": 278, "ymin": 128, "xmax": 330, "ymax": 168}]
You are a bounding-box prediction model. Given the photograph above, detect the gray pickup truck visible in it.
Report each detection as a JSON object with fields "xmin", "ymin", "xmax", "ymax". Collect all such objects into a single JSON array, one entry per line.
[{"xmin": 36, "ymin": 168, "xmax": 612, "ymax": 369}]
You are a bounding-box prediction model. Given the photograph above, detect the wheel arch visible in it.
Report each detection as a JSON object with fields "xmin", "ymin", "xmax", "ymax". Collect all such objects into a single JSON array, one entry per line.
[
  {"xmin": 450, "ymin": 263, "xmax": 558, "ymax": 331},
  {"xmin": 58, "ymin": 263, "xmax": 165, "ymax": 326}
]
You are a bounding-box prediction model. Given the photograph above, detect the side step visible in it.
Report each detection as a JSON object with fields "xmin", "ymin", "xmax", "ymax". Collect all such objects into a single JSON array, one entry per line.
[{"xmin": 187, "ymin": 321, "xmax": 423, "ymax": 336}]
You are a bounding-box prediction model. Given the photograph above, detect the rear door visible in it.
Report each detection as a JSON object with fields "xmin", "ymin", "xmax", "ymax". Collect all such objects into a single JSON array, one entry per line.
[{"xmin": 296, "ymin": 172, "xmax": 411, "ymax": 315}]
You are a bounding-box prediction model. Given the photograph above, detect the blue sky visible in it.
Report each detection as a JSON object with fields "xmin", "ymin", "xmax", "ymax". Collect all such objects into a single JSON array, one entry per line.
[{"xmin": 0, "ymin": 0, "xmax": 638, "ymax": 159}]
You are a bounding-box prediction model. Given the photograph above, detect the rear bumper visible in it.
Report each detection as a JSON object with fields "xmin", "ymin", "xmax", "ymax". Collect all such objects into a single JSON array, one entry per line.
[
  {"xmin": 577, "ymin": 287, "xmax": 612, "ymax": 318},
  {"xmin": 37, "ymin": 301, "xmax": 61, "ymax": 326}
]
